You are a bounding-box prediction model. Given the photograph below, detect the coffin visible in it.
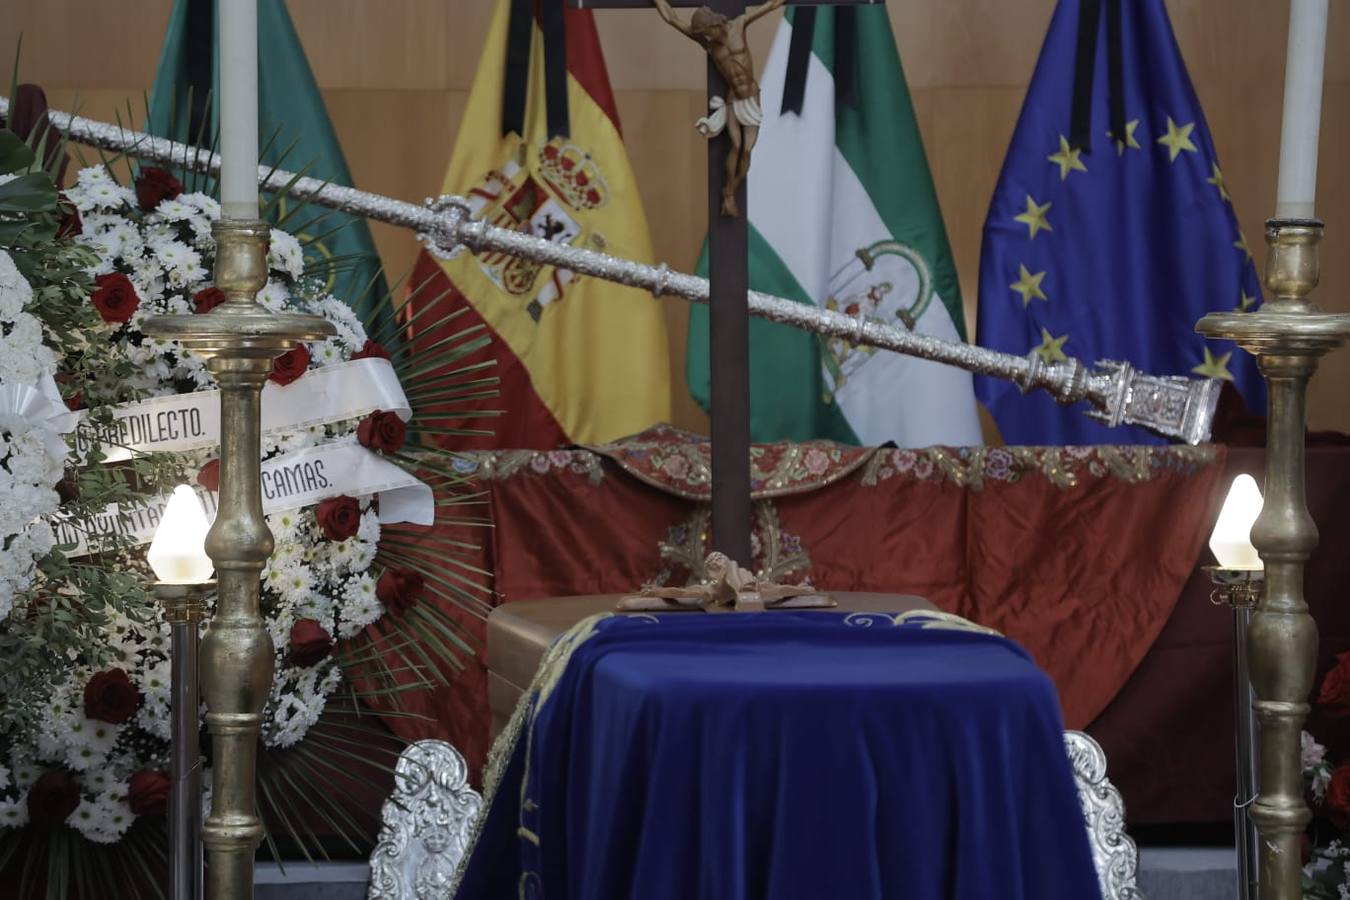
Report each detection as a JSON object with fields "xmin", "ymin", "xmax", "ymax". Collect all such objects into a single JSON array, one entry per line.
[{"xmin": 485, "ymin": 592, "xmax": 934, "ymax": 740}]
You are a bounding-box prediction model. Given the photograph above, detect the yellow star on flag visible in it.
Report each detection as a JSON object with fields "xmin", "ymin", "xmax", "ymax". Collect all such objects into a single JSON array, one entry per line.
[
  {"xmin": 1207, "ymin": 162, "xmax": 1231, "ymax": 202},
  {"xmin": 1047, "ymin": 136, "xmax": 1088, "ymax": 181},
  {"xmin": 1234, "ymin": 232, "xmax": 1253, "ymax": 261},
  {"xmin": 1033, "ymin": 328, "xmax": 1069, "ymax": 363},
  {"xmin": 1014, "ymin": 195, "xmax": 1053, "ymax": 240},
  {"xmin": 1106, "ymin": 119, "xmax": 1141, "ymax": 155},
  {"xmin": 1238, "ymin": 290, "xmax": 1257, "ymax": 312},
  {"xmin": 1157, "ymin": 116, "xmax": 1198, "ymax": 162},
  {"xmin": 1009, "ymin": 264, "xmax": 1048, "ymax": 307},
  {"xmin": 1192, "ymin": 347, "xmax": 1234, "ymax": 381}
]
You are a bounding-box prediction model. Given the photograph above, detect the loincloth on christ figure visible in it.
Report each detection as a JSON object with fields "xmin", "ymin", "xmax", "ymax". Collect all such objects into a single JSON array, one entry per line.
[{"xmin": 696, "ymin": 94, "xmax": 763, "ymax": 138}]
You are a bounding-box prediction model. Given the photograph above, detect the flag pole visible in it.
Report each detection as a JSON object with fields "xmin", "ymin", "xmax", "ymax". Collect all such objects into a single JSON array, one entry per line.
[{"xmin": 8, "ymin": 97, "xmax": 1219, "ymax": 444}]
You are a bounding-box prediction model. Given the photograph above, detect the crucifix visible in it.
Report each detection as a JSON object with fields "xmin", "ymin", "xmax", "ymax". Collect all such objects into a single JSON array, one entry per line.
[{"xmin": 571, "ymin": 0, "xmax": 876, "ymax": 569}]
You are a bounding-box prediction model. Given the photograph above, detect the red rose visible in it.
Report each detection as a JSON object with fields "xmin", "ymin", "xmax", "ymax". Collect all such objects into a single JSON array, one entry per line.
[
  {"xmin": 56, "ymin": 196, "xmax": 82, "ymax": 238},
  {"xmin": 585, "ymin": 188, "xmax": 600, "ymax": 206},
  {"xmin": 134, "ymin": 166, "xmax": 183, "ymax": 212},
  {"xmin": 269, "ymin": 344, "xmax": 310, "ymax": 386},
  {"xmin": 377, "ymin": 568, "xmax": 424, "ymax": 615},
  {"xmin": 126, "ymin": 770, "xmax": 170, "ymax": 817},
  {"xmin": 90, "ymin": 272, "xmax": 141, "ymax": 324},
  {"xmin": 288, "ymin": 619, "xmax": 333, "ymax": 667},
  {"xmin": 194, "ymin": 286, "xmax": 227, "ymax": 315},
  {"xmin": 357, "ymin": 410, "xmax": 407, "ymax": 454},
  {"xmin": 83, "ymin": 668, "xmax": 141, "ymax": 724},
  {"xmin": 543, "ymin": 145, "xmax": 559, "ymax": 159},
  {"xmin": 351, "ymin": 340, "xmax": 391, "ymax": 361},
  {"xmin": 1319, "ymin": 652, "xmax": 1350, "ymax": 716},
  {"xmin": 560, "ymin": 157, "xmax": 574, "ymax": 171},
  {"xmin": 56, "ymin": 478, "xmax": 80, "ymax": 504},
  {"xmin": 197, "ymin": 458, "xmax": 220, "ymax": 492},
  {"xmin": 315, "ymin": 495, "xmax": 361, "ymax": 542},
  {"xmin": 575, "ymin": 172, "xmax": 589, "ymax": 186},
  {"xmin": 27, "ymin": 771, "xmax": 80, "ymax": 827},
  {"xmin": 63, "ymin": 390, "xmax": 82, "ymax": 412}
]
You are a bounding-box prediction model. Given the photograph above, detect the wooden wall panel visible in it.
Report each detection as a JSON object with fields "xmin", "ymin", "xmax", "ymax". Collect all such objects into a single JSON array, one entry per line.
[{"xmin": 1, "ymin": 0, "xmax": 1346, "ymax": 434}]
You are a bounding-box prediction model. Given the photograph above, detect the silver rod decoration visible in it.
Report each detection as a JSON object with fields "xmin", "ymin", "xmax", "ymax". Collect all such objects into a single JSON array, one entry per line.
[{"xmin": 9, "ymin": 97, "xmax": 1220, "ymax": 443}]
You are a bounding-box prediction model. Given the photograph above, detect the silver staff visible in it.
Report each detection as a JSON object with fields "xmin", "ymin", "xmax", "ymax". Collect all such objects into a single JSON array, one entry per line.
[{"xmin": 7, "ymin": 97, "xmax": 1219, "ymax": 443}]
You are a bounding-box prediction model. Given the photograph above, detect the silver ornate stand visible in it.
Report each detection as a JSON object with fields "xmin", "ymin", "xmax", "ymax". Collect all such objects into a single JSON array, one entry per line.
[
  {"xmin": 1065, "ymin": 731, "xmax": 1142, "ymax": 900},
  {"xmin": 367, "ymin": 740, "xmax": 483, "ymax": 900}
]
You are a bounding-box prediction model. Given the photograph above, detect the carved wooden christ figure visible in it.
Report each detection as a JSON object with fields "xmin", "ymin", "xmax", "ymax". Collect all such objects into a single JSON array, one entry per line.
[{"xmin": 653, "ymin": 0, "xmax": 786, "ymax": 217}]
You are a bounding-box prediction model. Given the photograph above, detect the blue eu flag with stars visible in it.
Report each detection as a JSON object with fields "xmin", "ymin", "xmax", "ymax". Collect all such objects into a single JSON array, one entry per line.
[{"xmin": 975, "ymin": 0, "xmax": 1264, "ymax": 445}]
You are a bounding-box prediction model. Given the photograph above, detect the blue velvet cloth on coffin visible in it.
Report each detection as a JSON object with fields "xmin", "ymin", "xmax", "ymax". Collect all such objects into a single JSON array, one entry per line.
[{"xmin": 454, "ymin": 612, "xmax": 1102, "ymax": 900}]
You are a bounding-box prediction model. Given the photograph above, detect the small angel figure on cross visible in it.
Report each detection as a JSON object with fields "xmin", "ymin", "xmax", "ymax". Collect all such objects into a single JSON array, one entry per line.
[{"xmin": 653, "ymin": 0, "xmax": 787, "ymax": 217}]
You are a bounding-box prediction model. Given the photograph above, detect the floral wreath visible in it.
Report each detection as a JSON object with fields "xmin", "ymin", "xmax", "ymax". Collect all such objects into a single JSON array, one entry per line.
[{"xmin": 0, "ymin": 113, "xmax": 492, "ymax": 895}]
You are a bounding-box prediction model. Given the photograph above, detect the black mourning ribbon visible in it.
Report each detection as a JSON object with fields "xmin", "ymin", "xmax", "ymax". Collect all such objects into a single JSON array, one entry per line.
[
  {"xmin": 781, "ymin": 7, "xmax": 858, "ymax": 117},
  {"xmin": 185, "ymin": 0, "xmax": 213, "ymax": 139},
  {"xmin": 503, "ymin": 0, "xmax": 570, "ymax": 139},
  {"xmin": 1069, "ymin": 0, "xmax": 1125, "ymax": 152}
]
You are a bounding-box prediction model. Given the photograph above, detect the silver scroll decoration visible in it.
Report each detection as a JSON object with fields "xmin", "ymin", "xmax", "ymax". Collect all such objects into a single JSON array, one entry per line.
[
  {"xmin": 367, "ymin": 739, "xmax": 482, "ymax": 900},
  {"xmin": 1065, "ymin": 730, "xmax": 1143, "ymax": 900},
  {"xmin": 7, "ymin": 97, "xmax": 1220, "ymax": 444}
]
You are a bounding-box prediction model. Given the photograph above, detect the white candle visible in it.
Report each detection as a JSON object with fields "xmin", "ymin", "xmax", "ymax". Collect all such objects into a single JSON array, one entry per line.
[
  {"xmin": 1274, "ymin": 0, "xmax": 1329, "ymax": 219},
  {"xmin": 219, "ymin": 0, "xmax": 259, "ymax": 219}
]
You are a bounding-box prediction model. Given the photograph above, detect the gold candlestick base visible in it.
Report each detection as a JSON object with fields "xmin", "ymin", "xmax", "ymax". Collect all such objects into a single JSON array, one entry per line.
[
  {"xmin": 1197, "ymin": 218, "xmax": 1350, "ymax": 900},
  {"xmin": 144, "ymin": 219, "xmax": 334, "ymax": 900}
]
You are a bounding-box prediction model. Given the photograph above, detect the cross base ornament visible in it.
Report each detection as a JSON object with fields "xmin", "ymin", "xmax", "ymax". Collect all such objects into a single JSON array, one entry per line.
[{"xmin": 618, "ymin": 551, "xmax": 835, "ymax": 611}]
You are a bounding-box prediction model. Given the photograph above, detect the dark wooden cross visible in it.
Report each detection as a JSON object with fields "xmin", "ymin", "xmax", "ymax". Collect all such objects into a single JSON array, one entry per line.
[{"xmin": 571, "ymin": 0, "xmax": 876, "ymax": 566}]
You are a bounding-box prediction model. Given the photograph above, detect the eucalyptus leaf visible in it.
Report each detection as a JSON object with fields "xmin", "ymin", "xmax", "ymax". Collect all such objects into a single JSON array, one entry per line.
[
  {"xmin": 0, "ymin": 129, "xmax": 36, "ymax": 175},
  {"xmin": 0, "ymin": 170, "xmax": 57, "ymax": 214}
]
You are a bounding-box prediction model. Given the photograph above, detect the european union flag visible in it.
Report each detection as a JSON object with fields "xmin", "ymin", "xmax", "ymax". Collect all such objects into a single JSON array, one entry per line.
[{"xmin": 975, "ymin": 0, "xmax": 1264, "ymax": 444}]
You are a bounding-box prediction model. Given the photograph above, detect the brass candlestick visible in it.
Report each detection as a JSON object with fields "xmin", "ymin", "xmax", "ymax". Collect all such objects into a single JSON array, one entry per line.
[
  {"xmin": 154, "ymin": 581, "xmax": 212, "ymax": 900},
  {"xmin": 144, "ymin": 220, "xmax": 334, "ymax": 899},
  {"xmin": 1197, "ymin": 219, "xmax": 1350, "ymax": 900}
]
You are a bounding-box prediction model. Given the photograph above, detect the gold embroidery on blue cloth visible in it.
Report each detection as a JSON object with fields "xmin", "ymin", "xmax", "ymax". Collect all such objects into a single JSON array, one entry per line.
[
  {"xmin": 843, "ymin": 609, "xmax": 1003, "ymax": 637},
  {"xmin": 446, "ymin": 613, "xmax": 659, "ymax": 899}
]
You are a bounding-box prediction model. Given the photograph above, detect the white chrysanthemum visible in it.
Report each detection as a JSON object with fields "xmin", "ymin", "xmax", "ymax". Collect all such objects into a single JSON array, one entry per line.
[
  {"xmin": 135, "ymin": 698, "xmax": 172, "ymax": 742},
  {"xmin": 312, "ymin": 338, "xmax": 344, "ymax": 367},
  {"xmin": 153, "ymin": 198, "xmax": 196, "ymax": 222},
  {"xmin": 267, "ymin": 229, "xmax": 305, "ymax": 280},
  {"xmin": 0, "ymin": 794, "xmax": 28, "ymax": 830},
  {"xmin": 180, "ymin": 191, "xmax": 221, "ymax": 219},
  {"xmin": 69, "ymin": 170, "xmax": 135, "ymax": 211},
  {"xmin": 0, "ymin": 250, "xmax": 34, "ymax": 313},
  {"xmin": 153, "ymin": 240, "xmax": 207, "ymax": 288},
  {"xmin": 10, "ymin": 757, "xmax": 40, "ymax": 791},
  {"xmin": 70, "ymin": 792, "xmax": 132, "ymax": 843},
  {"xmin": 357, "ymin": 509, "xmax": 380, "ymax": 545},
  {"xmin": 65, "ymin": 740, "xmax": 112, "ymax": 772},
  {"xmin": 256, "ymin": 279, "xmax": 290, "ymax": 312},
  {"xmin": 137, "ymin": 658, "xmax": 172, "ymax": 710},
  {"xmin": 338, "ymin": 574, "xmax": 384, "ymax": 638},
  {"xmin": 277, "ymin": 563, "xmax": 315, "ymax": 604}
]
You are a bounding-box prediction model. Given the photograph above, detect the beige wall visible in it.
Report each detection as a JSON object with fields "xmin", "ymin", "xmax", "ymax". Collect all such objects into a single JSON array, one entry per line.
[{"xmin": 5, "ymin": 0, "xmax": 1348, "ymax": 434}]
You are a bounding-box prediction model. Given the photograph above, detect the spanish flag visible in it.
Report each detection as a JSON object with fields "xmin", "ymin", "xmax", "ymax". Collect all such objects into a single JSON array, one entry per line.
[{"xmin": 410, "ymin": 0, "xmax": 670, "ymax": 448}]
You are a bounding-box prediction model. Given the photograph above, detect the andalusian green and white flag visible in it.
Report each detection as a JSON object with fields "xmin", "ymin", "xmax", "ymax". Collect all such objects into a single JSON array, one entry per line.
[{"xmin": 687, "ymin": 7, "xmax": 981, "ymax": 447}]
